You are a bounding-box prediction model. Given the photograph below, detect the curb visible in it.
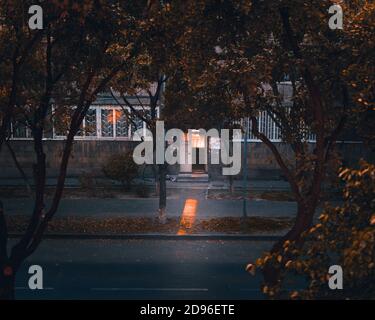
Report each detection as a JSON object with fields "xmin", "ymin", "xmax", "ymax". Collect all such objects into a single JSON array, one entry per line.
[{"xmin": 8, "ymin": 233, "xmax": 282, "ymax": 241}]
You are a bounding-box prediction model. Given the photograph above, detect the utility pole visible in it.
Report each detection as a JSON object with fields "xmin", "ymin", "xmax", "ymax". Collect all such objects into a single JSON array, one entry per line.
[{"xmin": 242, "ymin": 117, "xmax": 249, "ymax": 218}]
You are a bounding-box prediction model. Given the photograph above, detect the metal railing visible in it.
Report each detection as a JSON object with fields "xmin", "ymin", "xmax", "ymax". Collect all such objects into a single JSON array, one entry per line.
[{"xmin": 241, "ymin": 112, "xmax": 316, "ymax": 142}]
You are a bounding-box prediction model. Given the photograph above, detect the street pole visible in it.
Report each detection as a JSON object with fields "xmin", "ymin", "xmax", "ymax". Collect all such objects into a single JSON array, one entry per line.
[{"xmin": 242, "ymin": 117, "xmax": 249, "ymax": 218}]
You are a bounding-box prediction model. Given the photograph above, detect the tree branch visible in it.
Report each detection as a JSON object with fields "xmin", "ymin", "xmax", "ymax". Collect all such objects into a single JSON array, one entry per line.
[
  {"xmin": 109, "ymin": 88, "xmax": 145, "ymax": 134},
  {"xmin": 279, "ymin": 6, "xmax": 326, "ymax": 208},
  {"xmin": 0, "ymin": 201, "xmax": 8, "ymax": 263},
  {"xmin": 249, "ymin": 114, "xmax": 303, "ymax": 204},
  {"xmin": 119, "ymin": 92, "xmax": 149, "ymax": 124},
  {"xmin": 22, "ymin": 58, "xmax": 137, "ymax": 257},
  {"xmin": 5, "ymin": 140, "xmax": 33, "ymax": 198}
]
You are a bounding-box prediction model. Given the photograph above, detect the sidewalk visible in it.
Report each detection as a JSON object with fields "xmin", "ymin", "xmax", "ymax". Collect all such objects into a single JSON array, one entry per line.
[
  {"xmin": 209, "ymin": 179, "xmax": 290, "ymax": 191},
  {"xmin": 3, "ymin": 188, "xmax": 299, "ymax": 219},
  {"xmin": 0, "ymin": 177, "xmax": 291, "ymax": 191}
]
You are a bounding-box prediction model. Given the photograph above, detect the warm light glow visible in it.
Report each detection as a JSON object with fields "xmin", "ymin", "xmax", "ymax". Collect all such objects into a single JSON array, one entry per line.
[
  {"xmin": 177, "ymin": 198, "xmax": 198, "ymax": 235},
  {"xmin": 107, "ymin": 109, "xmax": 122, "ymax": 124},
  {"xmin": 191, "ymin": 131, "xmax": 205, "ymax": 148},
  {"xmin": 114, "ymin": 109, "xmax": 122, "ymax": 122}
]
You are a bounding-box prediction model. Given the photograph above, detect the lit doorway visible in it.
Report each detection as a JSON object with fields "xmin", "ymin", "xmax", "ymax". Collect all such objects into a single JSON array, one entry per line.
[
  {"xmin": 192, "ymin": 148, "xmax": 206, "ymax": 173},
  {"xmin": 179, "ymin": 130, "xmax": 207, "ymax": 174}
]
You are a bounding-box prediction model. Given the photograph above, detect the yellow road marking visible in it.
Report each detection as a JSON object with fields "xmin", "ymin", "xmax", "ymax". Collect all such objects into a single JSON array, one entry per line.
[{"xmin": 177, "ymin": 198, "xmax": 198, "ymax": 235}]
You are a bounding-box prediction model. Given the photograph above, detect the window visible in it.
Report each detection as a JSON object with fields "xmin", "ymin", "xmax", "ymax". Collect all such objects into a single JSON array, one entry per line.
[
  {"xmin": 52, "ymin": 106, "xmax": 151, "ymax": 140},
  {"xmin": 115, "ymin": 109, "xmax": 130, "ymax": 138},
  {"xmin": 85, "ymin": 108, "xmax": 97, "ymax": 137},
  {"xmin": 10, "ymin": 121, "xmax": 32, "ymax": 139},
  {"xmin": 100, "ymin": 108, "xmax": 114, "ymax": 137},
  {"xmin": 53, "ymin": 107, "xmax": 98, "ymax": 139}
]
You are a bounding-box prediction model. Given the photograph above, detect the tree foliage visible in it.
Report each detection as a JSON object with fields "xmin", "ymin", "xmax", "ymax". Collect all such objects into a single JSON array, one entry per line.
[
  {"xmin": 0, "ymin": 0, "xmax": 152, "ymax": 299},
  {"xmin": 248, "ymin": 161, "xmax": 375, "ymax": 299},
  {"xmin": 168, "ymin": 0, "xmax": 374, "ymax": 288}
]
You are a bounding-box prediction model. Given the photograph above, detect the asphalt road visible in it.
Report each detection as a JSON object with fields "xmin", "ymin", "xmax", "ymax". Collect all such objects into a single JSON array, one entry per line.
[{"xmin": 13, "ymin": 238, "xmax": 276, "ymax": 299}]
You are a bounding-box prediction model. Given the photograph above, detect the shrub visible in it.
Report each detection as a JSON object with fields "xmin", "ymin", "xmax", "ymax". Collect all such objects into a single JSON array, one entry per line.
[{"xmin": 102, "ymin": 151, "xmax": 139, "ymax": 190}]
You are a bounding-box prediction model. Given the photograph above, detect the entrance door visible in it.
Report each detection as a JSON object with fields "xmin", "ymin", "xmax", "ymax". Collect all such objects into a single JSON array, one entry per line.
[
  {"xmin": 192, "ymin": 148, "xmax": 206, "ymax": 173},
  {"xmin": 180, "ymin": 130, "xmax": 207, "ymax": 174}
]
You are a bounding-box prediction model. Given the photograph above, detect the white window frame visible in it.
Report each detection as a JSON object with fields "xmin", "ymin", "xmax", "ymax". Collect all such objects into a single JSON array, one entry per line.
[
  {"xmin": 52, "ymin": 105, "xmax": 157, "ymax": 141},
  {"xmin": 9, "ymin": 121, "xmax": 33, "ymax": 140}
]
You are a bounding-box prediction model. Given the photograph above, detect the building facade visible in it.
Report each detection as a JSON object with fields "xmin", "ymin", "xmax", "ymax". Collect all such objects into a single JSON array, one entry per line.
[{"xmin": 1, "ymin": 83, "xmax": 372, "ymax": 182}]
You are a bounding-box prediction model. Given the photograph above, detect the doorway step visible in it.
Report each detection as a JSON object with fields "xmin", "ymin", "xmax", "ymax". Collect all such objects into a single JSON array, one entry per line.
[{"xmin": 177, "ymin": 173, "xmax": 209, "ymax": 182}]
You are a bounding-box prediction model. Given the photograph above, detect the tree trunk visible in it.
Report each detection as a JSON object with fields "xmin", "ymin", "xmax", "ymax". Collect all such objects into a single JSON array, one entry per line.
[
  {"xmin": 275, "ymin": 202, "xmax": 314, "ymax": 250},
  {"xmin": 263, "ymin": 201, "xmax": 315, "ymax": 286},
  {"xmin": 152, "ymin": 164, "xmax": 159, "ymax": 195},
  {"xmin": 229, "ymin": 176, "xmax": 234, "ymax": 194},
  {"xmin": 0, "ymin": 271, "xmax": 15, "ymax": 300},
  {"xmin": 5, "ymin": 140, "xmax": 33, "ymax": 198},
  {"xmin": 158, "ymin": 163, "xmax": 167, "ymax": 224}
]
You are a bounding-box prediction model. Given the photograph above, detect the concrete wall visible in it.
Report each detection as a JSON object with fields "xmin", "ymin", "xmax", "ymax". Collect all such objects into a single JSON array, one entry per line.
[
  {"xmin": 208, "ymin": 143, "xmax": 294, "ymax": 180},
  {"xmin": 1, "ymin": 140, "xmax": 373, "ymax": 180},
  {"xmin": 0, "ymin": 140, "xmax": 137, "ymax": 179},
  {"xmin": 209, "ymin": 142, "xmax": 374, "ymax": 180}
]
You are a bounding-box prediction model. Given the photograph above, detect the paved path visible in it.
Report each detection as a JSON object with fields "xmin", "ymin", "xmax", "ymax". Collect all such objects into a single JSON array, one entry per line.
[
  {"xmin": 0, "ymin": 177, "xmax": 291, "ymax": 190},
  {"xmin": 14, "ymin": 238, "xmax": 283, "ymax": 299},
  {"xmin": 4, "ymin": 189, "xmax": 299, "ymax": 218}
]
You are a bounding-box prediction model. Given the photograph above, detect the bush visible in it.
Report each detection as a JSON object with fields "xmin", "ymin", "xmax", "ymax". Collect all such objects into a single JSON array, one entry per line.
[
  {"xmin": 248, "ymin": 161, "xmax": 375, "ymax": 299},
  {"xmin": 102, "ymin": 151, "xmax": 139, "ymax": 190}
]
